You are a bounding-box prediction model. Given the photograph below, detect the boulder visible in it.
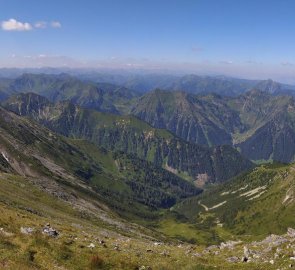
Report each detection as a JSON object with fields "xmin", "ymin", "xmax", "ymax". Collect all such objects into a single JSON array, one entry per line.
[{"xmin": 42, "ymin": 224, "xmax": 59, "ymax": 237}]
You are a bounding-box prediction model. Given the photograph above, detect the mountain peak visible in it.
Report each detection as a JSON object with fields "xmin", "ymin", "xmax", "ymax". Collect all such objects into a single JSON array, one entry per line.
[{"xmin": 253, "ymin": 79, "xmax": 282, "ymax": 94}]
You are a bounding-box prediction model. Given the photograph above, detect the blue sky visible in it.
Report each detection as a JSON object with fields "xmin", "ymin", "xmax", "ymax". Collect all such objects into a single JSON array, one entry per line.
[{"xmin": 1, "ymin": 0, "xmax": 295, "ymax": 82}]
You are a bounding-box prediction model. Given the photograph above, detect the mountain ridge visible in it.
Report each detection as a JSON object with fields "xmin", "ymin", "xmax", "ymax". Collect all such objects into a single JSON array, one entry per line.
[
  {"xmin": 2, "ymin": 92, "xmax": 253, "ymax": 184},
  {"xmin": 133, "ymin": 88, "xmax": 295, "ymax": 163}
]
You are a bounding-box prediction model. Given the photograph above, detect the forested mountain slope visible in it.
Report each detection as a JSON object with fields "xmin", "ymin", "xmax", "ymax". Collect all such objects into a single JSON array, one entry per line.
[{"xmin": 3, "ymin": 92, "xmax": 253, "ymax": 184}]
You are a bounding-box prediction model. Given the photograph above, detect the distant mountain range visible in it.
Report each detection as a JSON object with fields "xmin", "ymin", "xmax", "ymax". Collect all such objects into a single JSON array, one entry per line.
[
  {"xmin": 2, "ymin": 72, "xmax": 295, "ymax": 164},
  {"xmin": 0, "ymin": 73, "xmax": 139, "ymax": 114},
  {"xmin": 1, "ymin": 69, "xmax": 295, "ymax": 96},
  {"xmin": 74, "ymin": 72, "xmax": 295, "ymax": 96}
]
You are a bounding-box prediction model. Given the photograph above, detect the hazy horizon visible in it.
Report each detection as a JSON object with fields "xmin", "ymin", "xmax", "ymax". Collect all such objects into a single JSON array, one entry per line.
[{"xmin": 1, "ymin": 0, "xmax": 295, "ymax": 83}]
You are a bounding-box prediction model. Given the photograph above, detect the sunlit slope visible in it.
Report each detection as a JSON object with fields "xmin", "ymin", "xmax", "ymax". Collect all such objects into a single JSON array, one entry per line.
[{"xmin": 175, "ymin": 163, "xmax": 295, "ymax": 238}]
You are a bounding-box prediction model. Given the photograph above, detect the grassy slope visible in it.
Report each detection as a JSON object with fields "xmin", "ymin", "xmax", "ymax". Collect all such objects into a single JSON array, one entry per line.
[
  {"xmin": 0, "ymin": 172, "xmax": 281, "ymax": 270},
  {"xmin": 173, "ymin": 162, "xmax": 295, "ymax": 241}
]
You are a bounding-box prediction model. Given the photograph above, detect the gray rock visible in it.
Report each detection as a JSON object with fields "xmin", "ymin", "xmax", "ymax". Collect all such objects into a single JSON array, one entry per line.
[
  {"xmin": 42, "ymin": 224, "xmax": 59, "ymax": 237},
  {"xmin": 260, "ymin": 234, "xmax": 288, "ymax": 246},
  {"xmin": 206, "ymin": 245, "xmax": 219, "ymax": 251},
  {"xmin": 227, "ymin": 256, "xmax": 239, "ymax": 263},
  {"xmin": 220, "ymin": 240, "xmax": 242, "ymax": 250},
  {"xmin": 288, "ymin": 228, "xmax": 295, "ymax": 238},
  {"xmin": 244, "ymin": 246, "xmax": 250, "ymax": 257}
]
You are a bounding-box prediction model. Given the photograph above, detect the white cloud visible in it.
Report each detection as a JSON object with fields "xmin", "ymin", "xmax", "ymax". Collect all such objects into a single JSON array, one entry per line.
[
  {"xmin": 1, "ymin": 19, "xmax": 62, "ymax": 31},
  {"xmin": 35, "ymin": 21, "xmax": 47, "ymax": 29},
  {"xmin": 51, "ymin": 21, "xmax": 61, "ymax": 28},
  {"xmin": 1, "ymin": 18, "xmax": 32, "ymax": 31}
]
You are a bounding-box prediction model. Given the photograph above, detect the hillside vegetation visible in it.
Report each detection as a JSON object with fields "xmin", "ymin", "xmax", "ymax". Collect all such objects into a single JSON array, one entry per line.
[{"xmin": 2, "ymin": 92, "xmax": 253, "ymax": 184}]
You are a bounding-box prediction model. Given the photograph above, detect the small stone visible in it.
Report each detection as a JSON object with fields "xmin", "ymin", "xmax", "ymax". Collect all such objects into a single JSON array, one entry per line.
[{"xmin": 88, "ymin": 243, "xmax": 95, "ymax": 248}]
